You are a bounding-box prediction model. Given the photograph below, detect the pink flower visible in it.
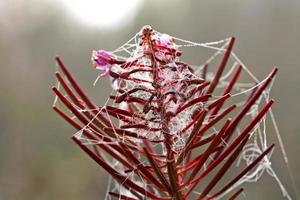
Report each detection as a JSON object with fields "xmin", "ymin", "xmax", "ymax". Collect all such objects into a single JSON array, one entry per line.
[
  {"xmin": 91, "ymin": 50, "xmax": 112, "ymax": 77},
  {"xmin": 156, "ymin": 34, "xmax": 174, "ymax": 48}
]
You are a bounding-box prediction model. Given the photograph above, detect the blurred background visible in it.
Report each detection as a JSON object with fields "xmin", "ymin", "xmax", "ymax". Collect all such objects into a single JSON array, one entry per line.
[{"xmin": 0, "ymin": 0, "xmax": 299, "ymax": 199}]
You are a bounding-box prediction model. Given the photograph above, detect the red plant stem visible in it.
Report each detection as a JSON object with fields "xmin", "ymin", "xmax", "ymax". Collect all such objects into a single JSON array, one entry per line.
[
  {"xmin": 207, "ymin": 93, "xmax": 231, "ymax": 110},
  {"xmin": 180, "ymin": 146, "xmax": 222, "ymax": 175},
  {"xmin": 209, "ymin": 65, "xmax": 242, "ymax": 119},
  {"xmin": 55, "ymin": 72, "xmax": 111, "ymax": 132},
  {"xmin": 177, "ymin": 110, "xmax": 207, "ymax": 164},
  {"xmin": 109, "ymin": 192, "xmax": 138, "ymax": 200},
  {"xmin": 143, "ymin": 147, "xmax": 173, "ymax": 194},
  {"xmin": 116, "ymin": 87, "xmax": 155, "ymax": 103},
  {"xmin": 186, "ymin": 100, "xmax": 274, "ymax": 196},
  {"xmin": 104, "ymin": 106, "xmax": 147, "ymax": 120},
  {"xmin": 53, "ymin": 106, "xmax": 134, "ymax": 169},
  {"xmin": 55, "ymin": 72, "xmax": 84, "ymax": 109},
  {"xmin": 53, "ymin": 87, "xmax": 146, "ymax": 168},
  {"xmin": 56, "ymin": 57, "xmax": 112, "ymax": 127},
  {"xmin": 92, "ymin": 145, "xmax": 102, "ymax": 159},
  {"xmin": 227, "ymin": 188, "xmax": 244, "ymax": 200},
  {"xmin": 193, "ymin": 104, "xmax": 236, "ymax": 142},
  {"xmin": 205, "ymin": 37, "xmax": 235, "ymax": 95},
  {"xmin": 143, "ymin": 139, "xmax": 155, "ymax": 155},
  {"xmin": 183, "ymin": 79, "xmax": 206, "ymax": 85},
  {"xmin": 72, "ymin": 136, "xmax": 164, "ymax": 200},
  {"xmin": 118, "ymin": 142, "xmax": 169, "ymax": 192},
  {"xmin": 177, "ymin": 103, "xmax": 235, "ymax": 167},
  {"xmin": 176, "ymin": 94, "xmax": 211, "ymax": 114},
  {"xmin": 154, "ymin": 44, "xmax": 183, "ymax": 200},
  {"xmin": 103, "ymin": 128, "xmax": 149, "ymax": 139},
  {"xmin": 98, "ymin": 109, "xmax": 133, "ymax": 124},
  {"xmin": 52, "ymin": 87, "xmax": 116, "ymax": 139},
  {"xmin": 119, "ymin": 68, "xmax": 153, "ymax": 78},
  {"xmin": 142, "ymin": 28, "xmax": 184, "ymax": 200},
  {"xmin": 186, "ymin": 81, "xmax": 210, "ymax": 99},
  {"xmin": 197, "ymin": 134, "xmax": 250, "ymax": 199},
  {"xmin": 210, "ymin": 144, "xmax": 274, "ymax": 199},
  {"xmin": 187, "ymin": 120, "xmax": 231, "ymax": 183},
  {"xmin": 52, "ymin": 88, "xmax": 137, "ymax": 152},
  {"xmin": 213, "ymin": 68, "xmax": 277, "ymax": 160},
  {"xmin": 110, "ymin": 71, "xmax": 152, "ymax": 83},
  {"xmin": 178, "ymin": 112, "xmax": 207, "ymax": 137},
  {"xmin": 110, "ymin": 95, "xmax": 147, "ymax": 104},
  {"xmin": 120, "ymin": 124, "xmax": 161, "ymax": 131},
  {"xmin": 201, "ymin": 64, "xmax": 208, "ymax": 80},
  {"xmin": 166, "ymin": 152, "xmax": 182, "ymax": 200},
  {"xmin": 189, "ymin": 133, "xmax": 216, "ymax": 150}
]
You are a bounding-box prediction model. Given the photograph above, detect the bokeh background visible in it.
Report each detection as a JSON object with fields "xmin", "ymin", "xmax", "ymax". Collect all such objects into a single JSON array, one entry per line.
[{"xmin": 0, "ymin": 0, "xmax": 299, "ymax": 199}]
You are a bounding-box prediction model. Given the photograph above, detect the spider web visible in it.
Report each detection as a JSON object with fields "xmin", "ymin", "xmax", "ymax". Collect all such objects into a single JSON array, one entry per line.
[{"xmin": 53, "ymin": 30, "xmax": 293, "ymax": 200}]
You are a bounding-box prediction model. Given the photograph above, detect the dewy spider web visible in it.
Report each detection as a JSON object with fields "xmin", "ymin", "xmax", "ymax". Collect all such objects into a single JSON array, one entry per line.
[{"xmin": 53, "ymin": 26, "xmax": 293, "ymax": 200}]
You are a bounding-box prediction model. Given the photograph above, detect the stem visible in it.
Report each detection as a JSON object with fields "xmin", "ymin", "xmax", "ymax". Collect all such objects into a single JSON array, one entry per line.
[{"xmin": 144, "ymin": 27, "xmax": 184, "ymax": 199}]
